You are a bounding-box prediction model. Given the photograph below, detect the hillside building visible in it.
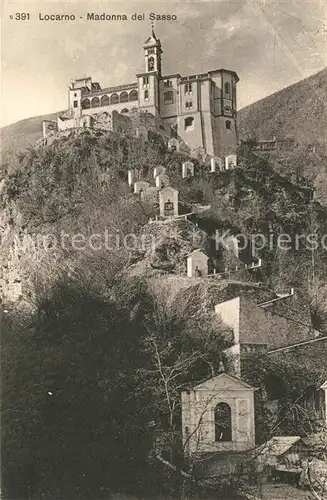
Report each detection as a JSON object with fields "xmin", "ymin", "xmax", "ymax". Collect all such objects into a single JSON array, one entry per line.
[
  {"xmin": 256, "ymin": 436, "xmax": 306, "ymax": 477},
  {"xmin": 187, "ymin": 249, "xmax": 210, "ymax": 277},
  {"xmin": 215, "ymin": 295, "xmax": 321, "ymax": 378},
  {"xmin": 53, "ymin": 29, "xmax": 239, "ymax": 157},
  {"xmin": 159, "ymin": 186, "xmax": 179, "ymax": 217},
  {"xmin": 182, "ymin": 373, "xmax": 256, "ymax": 455}
]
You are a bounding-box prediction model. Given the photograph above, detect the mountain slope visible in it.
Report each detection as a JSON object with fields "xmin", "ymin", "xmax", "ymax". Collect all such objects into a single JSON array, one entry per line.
[
  {"xmin": 0, "ymin": 111, "xmax": 62, "ymax": 168},
  {"xmin": 238, "ymin": 68, "xmax": 327, "ymax": 145},
  {"xmin": 1, "ymin": 68, "xmax": 326, "ymax": 165}
]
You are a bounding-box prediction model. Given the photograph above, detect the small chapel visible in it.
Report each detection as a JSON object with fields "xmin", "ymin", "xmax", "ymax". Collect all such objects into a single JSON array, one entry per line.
[{"xmin": 182, "ymin": 373, "xmax": 256, "ymax": 456}]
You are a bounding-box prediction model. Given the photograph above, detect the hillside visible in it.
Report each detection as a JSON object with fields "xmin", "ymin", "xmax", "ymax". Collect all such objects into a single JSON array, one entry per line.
[
  {"xmin": 2, "ymin": 127, "xmax": 327, "ymax": 324},
  {"xmin": 2, "ymin": 126, "xmax": 327, "ymax": 499},
  {"xmin": 238, "ymin": 67, "xmax": 327, "ymax": 145},
  {"xmin": 238, "ymin": 68, "xmax": 327, "ymax": 203},
  {"xmin": 0, "ymin": 111, "xmax": 62, "ymax": 169},
  {"xmin": 2, "ymin": 69, "xmax": 326, "ymax": 160},
  {"xmin": 2, "ymin": 70, "xmax": 327, "ymax": 207}
]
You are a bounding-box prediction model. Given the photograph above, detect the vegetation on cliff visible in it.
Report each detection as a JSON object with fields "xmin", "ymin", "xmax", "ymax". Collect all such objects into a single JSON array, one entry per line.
[
  {"xmin": 1, "ymin": 128, "xmax": 327, "ymax": 498},
  {"xmin": 238, "ymin": 67, "xmax": 327, "ymax": 203}
]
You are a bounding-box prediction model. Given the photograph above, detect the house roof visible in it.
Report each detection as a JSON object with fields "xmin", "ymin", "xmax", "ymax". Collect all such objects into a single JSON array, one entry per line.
[
  {"xmin": 257, "ymin": 436, "xmax": 302, "ymax": 458},
  {"xmin": 143, "ymin": 32, "xmax": 161, "ymax": 49},
  {"xmin": 58, "ymin": 115, "xmax": 72, "ymax": 122},
  {"xmin": 187, "ymin": 248, "xmax": 208, "ymax": 258},
  {"xmin": 321, "ymin": 380, "xmax": 327, "ymax": 389},
  {"xmin": 155, "ymin": 172, "xmax": 169, "ymax": 178},
  {"xmin": 159, "ymin": 186, "xmax": 178, "ymax": 193},
  {"xmin": 193, "ymin": 372, "xmax": 256, "ymax": 391},
  {"xmin": 75, "ymin": 76, "xmax": 91, "ymax": 82}
]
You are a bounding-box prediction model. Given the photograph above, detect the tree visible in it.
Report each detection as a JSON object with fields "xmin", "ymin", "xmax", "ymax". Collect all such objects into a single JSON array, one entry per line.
[
  {"xmin": 135, "ymin": 280, "xmax": 233, "ymax": 497},
  {"xmin": 1, "ymin": 277, "xmax": 148, "ymax": 498}
]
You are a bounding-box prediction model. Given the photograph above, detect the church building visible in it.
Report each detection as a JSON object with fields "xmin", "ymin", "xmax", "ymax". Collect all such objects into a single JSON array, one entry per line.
[
  {"xmin": 181, "ymin": 373, "xmax": 256, "ymax": 455},
  {"xmin": 65, "ymin": 29, "xmax": 239, "ymax": 157}
]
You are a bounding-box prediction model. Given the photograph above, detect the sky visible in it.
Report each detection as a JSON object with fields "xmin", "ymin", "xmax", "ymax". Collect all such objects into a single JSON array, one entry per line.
[{"xmin": 1, "ymin": 0, "xmax": 326, "ymax": 126}]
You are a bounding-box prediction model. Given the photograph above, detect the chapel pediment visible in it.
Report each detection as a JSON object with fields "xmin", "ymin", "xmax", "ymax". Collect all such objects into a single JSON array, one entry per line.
[{"xmin": 193, "ymin": 373, "xmax": 256, "ymax": 392}]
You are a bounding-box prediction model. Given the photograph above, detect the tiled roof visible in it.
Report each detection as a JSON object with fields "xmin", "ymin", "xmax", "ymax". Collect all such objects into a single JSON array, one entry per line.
[
  {"xmin": 257, "ymin": 436, "xmax": 301, "ymax": 458},
  {"xmin": 187, "ymin": 249, "xmax": 208, "ymax": 257},
  {"xmin": 58, "ymin": 115, "xmax": 72, "ymax": 121}
]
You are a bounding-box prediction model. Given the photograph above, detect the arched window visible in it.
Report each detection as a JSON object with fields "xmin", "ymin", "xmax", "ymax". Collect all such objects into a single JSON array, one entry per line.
[
  {"xmin": 110, "ymin": 93, "xmax": 119, "ymax": 104},
  {"xmin": 119, "ymin": 91, "xmax": 128, "ymax": 103},
  {"xmin": 224, "ymin": 106, "xmax": 232, "ymax": 113},
  {"xmin": 148, "ymin": 56, "xmax": 155, "ymax": 72},
  {"xmin": 185, "ymin": 100, "xmax": 193, "ymax": 110},
  {"xmin": 129, "ymin": 90, "xmax": 138, "ymax": 101},
  {"xmin": 225, "ymin": 82, "xmax": 230, "ymax": 95},
  {"xmin": 184, "ymin": 116, "xmax": 194, "ymax": 131},
  {"xmin": 144, "ymin": 89, "xmax": 149, "ymax": 101},
  {"xmin": 101, "ymin": 95, "xmax": 109, "ymax": 106},
  {"xmin": 226, "ymin": 120, "xmax": 232, "ymax": 130},
  {"xmin": 91, "ymin": 97, "xmax": 100, "ymax": 108},
  {"xmin": 81, "ymin": 98, "xmax": 90, "ymax": 109},
  {"xmin": 214, "ymin": 402, "xmax": 232, "ymax": 442},
  {"xmin": 121, "ymin": 108, "xmax": 129, "ymax": 114}
]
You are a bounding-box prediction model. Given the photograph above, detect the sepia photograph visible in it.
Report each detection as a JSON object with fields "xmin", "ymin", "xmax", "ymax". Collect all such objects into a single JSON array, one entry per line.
[{"xmin": 1, "ymin": 0, "xmax": 327, "ymax": 498}]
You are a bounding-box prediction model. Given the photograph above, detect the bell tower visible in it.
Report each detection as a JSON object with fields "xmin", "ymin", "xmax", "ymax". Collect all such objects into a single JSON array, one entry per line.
[
  {"xmin": 143, "ymin": 28, "xmax": 162, "ymax": 75},
  {"xmin": 137, "ymin": 28, "xmax": 162, "ymax": 116}
]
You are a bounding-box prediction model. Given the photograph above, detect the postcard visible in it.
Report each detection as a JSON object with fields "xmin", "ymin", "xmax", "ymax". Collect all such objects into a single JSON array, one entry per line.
[{"xmin": 1, "ymin": 1, "xmax": 326, "ymax": 499}]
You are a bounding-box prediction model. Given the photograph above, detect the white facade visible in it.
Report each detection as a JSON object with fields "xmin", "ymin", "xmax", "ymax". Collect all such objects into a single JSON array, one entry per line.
[
  {"xmin": 215, "ymin": 297, "xmax": 241, "ymax": 343},
  {"xmin": 182, "ymin": 161, "xmax": 195, "ymax": 179},
  {"xmin": 187, "ymin": 249, "xmax": 209, "ymax": 278},
  {"xmin": 181, "ymin": 373, "xmax": 256, "ymax": 455},
  {"xmin": 210, "ymin": 156, "xmax": 224, "ymax": 172},
  {"xmin": 159, "ymin": 186, "xmax": 178, "ymax": 217},
  {"xmin": 128, "ymin": 169, "xmax": 134, "ymax": 187},
  {"xmin": 225, "ymin": 154, "xmax": 237, "ymax": 169},
  {"xmin": 155, "ymin": 172, "xmax": 169, "ymax": 189},
  {"xmin": 134, "ymin": 181, "xmax": 150, "ymax": 194},
  {"xmin": 153, "ymin": 165, "xmax": 166, "ymax": 178},
  {"xmin": 225, "ymin": 236, "xmax": 239, "ymax": 258},
  {"xmin": 63, "ymin": 29, "xmax": 239, "ymax": 157}
]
